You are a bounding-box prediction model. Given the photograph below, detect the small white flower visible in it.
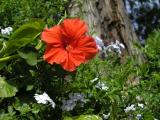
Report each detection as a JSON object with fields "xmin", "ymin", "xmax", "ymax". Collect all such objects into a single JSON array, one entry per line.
[
  {"xmin": 1, "ymin": 29, "xmax": 7, "ymax": 35},
  {"xmin": 94, "ymin": 36, "xmax": 104, "ymax": 47},
  {"xmin": 115, "ymin": 40, "xmax": 125, "ymax": 49},
  {"xmin": 124, "ymin": 104, "xmax": 136, "ymax": 113},
  {"xmin": 91, "ymin": 77, "xmax": 99, "ymax": 83},
  {"xmin": 138, "ymin": 103, "xmax": 144, "ymax": 109},
  {"xmin": 7, "ymin": 27, "xmax": 13, "ymax": 32},
  {"xmin": 1, "ymin": 27, "xmax": 13, "ymax": 35},
  {"xmin": 103, "ymin": 113, "xmax": 110, "ymax": 119},
  {"xmin": 136, "ymin": 114, "xmax": 142, "ymax": 120},
  {"xmin": 136, "ymin": 96, "xmax": 142, "ymax": 101},
  {"xmin": 112, "ymin": 44, "xmax": 119, "ymax": 49},
  {"xmin": 34, "ymin": 92, "xmax": 55, "ymax": 108},
  {"xmin": 94, "ymin": 36, "xmax": 105, "ymax": 51},
  {"xmin": 105, "ymin": 40, "xmax": 125, "ymax": 55},
  {"xmin": 95, "ymin": 81, "xmax": 109, "ymax": 91},
  {"xmin": 62, "ymin": 93, "xmax": 86, "ymax": 111},
  {"xmin": 136, "ymin": 95, "xmax": 143, "ymax": 101}
]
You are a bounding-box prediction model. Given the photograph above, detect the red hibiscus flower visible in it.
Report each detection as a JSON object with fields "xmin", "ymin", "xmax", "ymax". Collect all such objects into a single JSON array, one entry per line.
[{"xmin": 41, "ymin": 18, "xmax": 98, "ymax": 71}]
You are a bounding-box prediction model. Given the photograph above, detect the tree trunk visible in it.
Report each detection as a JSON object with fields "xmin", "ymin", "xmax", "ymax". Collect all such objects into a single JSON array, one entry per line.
[{"xmin": 67, "ymin": 0, "xmax": 141, "ymax": 59}]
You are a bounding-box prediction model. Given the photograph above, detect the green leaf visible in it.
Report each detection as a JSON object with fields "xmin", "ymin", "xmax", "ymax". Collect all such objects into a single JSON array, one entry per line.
[
  {"xmin": 13, "ymin": 98, "xmax": 31, "ymax": 115},
  {"xmin": 76, "ymin": 115, "xmax": 102, "ymax": 120},
  {"xmin": 0, "ymin": 77, "xmax": 18, "ymax": 98},
  {"xmin": 14, "ymin": 103, "xmax": 31, "ymax": 115},
  {"xmin": 31, "ymin": 104, "xmax": 40, "ymax": 114},
  {"xmin": 18, "ymin": 51, "xmax": 38, "ymax": 66},
  {"xmin": 0, "ymin": 19, "xmax": 45, "ymax": 57},
  {"xmin": 8, "ymin": 106, "xmax": 14, "ymax": 113},
  {"xmin": 64, "ymin": 115, "xmax": 102, "ymax": 120},
  {"xmin": 26, "ymin": 85, "xmax": 34, "ymax": 91}
]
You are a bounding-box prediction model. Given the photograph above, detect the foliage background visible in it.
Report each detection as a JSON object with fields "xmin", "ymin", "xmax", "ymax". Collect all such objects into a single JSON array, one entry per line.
[{"xmin": 0, "ymin": 0, "xmax": 160, "ymax": 120}]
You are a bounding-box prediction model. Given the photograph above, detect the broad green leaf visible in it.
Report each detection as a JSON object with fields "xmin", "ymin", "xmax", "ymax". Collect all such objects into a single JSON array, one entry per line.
[
  {"xmin": 13, "ymin": 98, "xmax": 31, "ymax": 114},
  {"xmin": 0, "ymin": 19, "xmax": 45, "ymax": 57},
  {"xmin": 0, "ymin": 77, "xmax": 18, "ymax": 98},
  {"xmin": 31, "ymin": 104, "xmax": 41, "ymax": 114},
  {"xmin": 13, "ymin": 100, "xmax": 31, "ymax": 115},
  {"xmin": 16, "ymin": 103, "xmax": 31, "ymax": 115},
  {"xmin": 64, "ymin": 115, "xmax": 102, "ymax": 120},
  {"xmin": 18, "ymin": 51, "xmax": 38, "ymax": 66},
  {"xmin": 76, "ymin": 115, "xmax": 102, "ymax": 120}
]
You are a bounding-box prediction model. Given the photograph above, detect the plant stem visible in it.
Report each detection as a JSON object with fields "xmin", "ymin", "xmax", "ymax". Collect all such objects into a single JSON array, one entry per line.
[
  {"xmin": 35, "ymin": 40, "xmax": 43, "ymax": 50},
  {"xmin": 0, "ymin": 54, "xmax": 19, "ymax": 62}
]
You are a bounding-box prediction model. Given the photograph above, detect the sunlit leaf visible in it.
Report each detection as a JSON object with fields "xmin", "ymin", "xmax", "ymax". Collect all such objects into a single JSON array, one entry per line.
[
  {"xmin": 18, "ymin": 51, "xmax": 38, "ymax": 66},
  {"xmin": 0, "ymin": 19, "xmax": 45, "ymax": 57},
  {"xmin": 0, "ymin": 77, "xmax": 18, "ymax": 98},
  {"xmin": 64, "ymin": 115, "xmax": 102, "ymax": 120},
  {"xmin": 76, "ymin": 115, "xmax": 102, "ymax": 120},
  {"xmin": 26, "ymin": 85, "xmax": 34, "ymax": 91}
]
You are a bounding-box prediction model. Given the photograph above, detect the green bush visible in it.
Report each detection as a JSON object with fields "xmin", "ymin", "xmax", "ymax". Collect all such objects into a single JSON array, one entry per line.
[
  {"xmin": 0, "ymin": 0, "xmax": 160, "ymax": 119},
  {"xmin": 0, "ymin": 0, "xmax": 68, "ymax": 28}
]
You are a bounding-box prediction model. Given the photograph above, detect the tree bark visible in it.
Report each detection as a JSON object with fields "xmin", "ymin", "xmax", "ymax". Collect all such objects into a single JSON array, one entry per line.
[{"xmin": 67, "ymin": 0, "xmax": 141, "ymax": 58}]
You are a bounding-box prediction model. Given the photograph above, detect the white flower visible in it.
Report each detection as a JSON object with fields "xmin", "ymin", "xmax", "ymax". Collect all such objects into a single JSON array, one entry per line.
[
  {"xmin": 95, "ymin": 81, "xmax": 109, "ymax": 91},
  {"xmin": 138, "ymin": 103, "xmax": 144, "ymax": 109},
  {"xmin": 136, "ymin": 114, "xmax": 142, "ymax": 120},
  {"xmin": 94, "ymin": 36, "xmax": 105, "ymax": 51},
  {"xmin": 136, "ymin": 96, "xmax": 142, "ymax": 101},
  {"xmin": 94, "ymin": 36, "xmax": 104, "ymax": 48},
  {"xmin": 34, "ymin": 92, "xmax": 55, "ymax": 108},
  {"xmin": 105, "ymin": 40, "xmax": 125, "ymax": 55},
  {"xmin": 91, "ymin": 77, "xmax": 99, "ymax": 83},
  {"xmin": 103, "ymin": 113, "xmax": 110, "ymax": 120},
  {"xmin": 1, "ymin": 27, "xmax": 13, "ymax": 35},
  {"xmin": 115, "ymin": 40, "xmax": 125, "ymax": 49},
  {"xmin": 91, "ymin": 78, "xmax": 109, "ymax": 91},
  {"xmin": 7, "ymin": 27, "xmax": 13, "ymax": 32},
  {"xmin": 124, "ymin": 104, "xmax": 136, "ymax": 113},
  {"xmin": 62, "ymin": 99, "xmax": 76, "ymax": 111},
  {"xmin": 62, "ymin": 93, "xmax": 86, "ymax": 111}
]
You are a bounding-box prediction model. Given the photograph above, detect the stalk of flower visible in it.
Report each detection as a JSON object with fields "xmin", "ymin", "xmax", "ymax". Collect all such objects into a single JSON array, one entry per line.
[{"xmin": 41, "ymin": 18, "xmax": 98, "ymax": 72}]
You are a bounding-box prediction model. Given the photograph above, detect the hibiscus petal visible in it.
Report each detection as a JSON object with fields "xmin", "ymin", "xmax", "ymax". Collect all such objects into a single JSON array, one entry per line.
[
  {"xmin": 61, "ymin": 55, "xmax": 76, "ymax": 71},
  {"xmin": 76, "ymin": 36, "xmax": 98, "ymax": 60},
  {"xmin": 41, "ymin": 26, "xmax": 62, "ymax": 47},
  {"xmin": 43, "ymin": 47, "xmax": 67, "ymax": 64},
  {"xmin": 69, "ymin": 50, "xmax": 85, "ymax": 66},
  {"xmin": 61, "ymin": 18, "xmax": 87, "ymax": 41}
]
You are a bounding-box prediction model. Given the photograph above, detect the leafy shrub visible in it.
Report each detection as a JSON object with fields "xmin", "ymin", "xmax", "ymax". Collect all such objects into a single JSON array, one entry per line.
[
  {"xmin": 0, "ymin": 0, "xmax": 160, "ymax": 119},
  {"xmin": 0, "ymin": 0, "xmax": 68, "ymax": 28}
]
